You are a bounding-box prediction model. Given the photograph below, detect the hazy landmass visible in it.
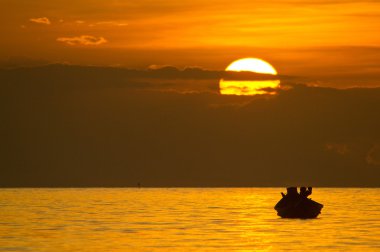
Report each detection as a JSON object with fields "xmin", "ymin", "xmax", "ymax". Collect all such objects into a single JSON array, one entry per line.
[{"xmin": 1, "ymin": 65, "xmax": 379, "ymax": 187}]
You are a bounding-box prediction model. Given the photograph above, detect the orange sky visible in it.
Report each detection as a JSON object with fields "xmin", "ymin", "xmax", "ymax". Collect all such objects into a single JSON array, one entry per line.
[{"xmin": 1, "ymin": 0, "xmax": 380, "ymax": 86}]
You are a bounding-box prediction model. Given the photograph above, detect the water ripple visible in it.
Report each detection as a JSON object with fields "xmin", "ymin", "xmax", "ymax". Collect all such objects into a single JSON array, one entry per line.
[{"xmin": 0, "ymin": 188, "xmax": 379, "ymax": 251}]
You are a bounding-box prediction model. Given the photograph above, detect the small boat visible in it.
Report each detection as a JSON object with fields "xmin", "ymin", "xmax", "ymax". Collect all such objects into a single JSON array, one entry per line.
[{"xmin": 274, "ymin": 187, "xmax": 323, "ymax": 219}]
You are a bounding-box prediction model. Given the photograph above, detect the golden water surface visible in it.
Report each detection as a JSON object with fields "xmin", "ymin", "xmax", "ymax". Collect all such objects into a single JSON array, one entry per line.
[{"xmin": 1, "ymin": 188, "xmax": 379, "ymax": 251}]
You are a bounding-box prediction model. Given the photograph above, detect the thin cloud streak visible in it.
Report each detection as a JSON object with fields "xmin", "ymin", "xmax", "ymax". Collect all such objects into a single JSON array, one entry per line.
[
  {"xmin": 57, "ymin": 35, "xmax": 108, "ymax": 46},
  {"xmin": 29, "ymin": 17, "xmax": 51, "ymax": 25},
  {"xmin": 93, "ymin": 21, "xmax": 128, "ymax": 26}
]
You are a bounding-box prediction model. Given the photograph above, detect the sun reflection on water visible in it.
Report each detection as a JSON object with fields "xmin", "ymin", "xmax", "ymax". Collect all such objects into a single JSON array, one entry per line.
[{"xmin": 1, "ymin": 188, "xmax": 379, "ymax": 251}]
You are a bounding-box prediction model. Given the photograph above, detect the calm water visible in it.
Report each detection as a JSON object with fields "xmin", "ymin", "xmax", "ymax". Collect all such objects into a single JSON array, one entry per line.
[{"xmin": 0, "ymin": 188, "xmax": 379, "ymax": 251}]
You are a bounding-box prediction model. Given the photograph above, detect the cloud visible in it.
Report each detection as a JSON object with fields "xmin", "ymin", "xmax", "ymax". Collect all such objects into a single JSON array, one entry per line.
[
  {"xmin": 325, "ymin": 143, "xmax": 349, "ymax": 155},
  {"xmin": 366, "ymin": 145, "xmax": 380, "ymax": 166},
  {"xmin": 148, "ymin": 64, "xmax": 173, "ymax": 70},
  {"xmin": 57, "ymin": 35, "xmax": 108, "ymax": 46},
  {"xmin": 87, "ymin": 21, "xmax": 129, "ymax": 27},
  {"xmin": 95, "ymin": 21, "xmax": 128, "ymax": 26},
  {"xmin": 0, "ymin": 63, "xmax": 294, "ymax": 96},
  {"xmin": 29, "ymin": 17, "xmax": 51, "ymax": 25},
  {"xmin": 1, "ymin": 64, "xmax": 380, "ymax": 186}
]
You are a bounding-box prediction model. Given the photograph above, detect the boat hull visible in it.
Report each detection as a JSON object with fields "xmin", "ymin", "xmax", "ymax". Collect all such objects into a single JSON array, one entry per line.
[{"xmin": 275, "ymin": 197, "xmax": 323, "ymax": 219}]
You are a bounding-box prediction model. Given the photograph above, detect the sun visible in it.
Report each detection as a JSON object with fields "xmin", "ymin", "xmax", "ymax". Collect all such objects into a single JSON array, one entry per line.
[
  {"xmin": 226, "ymin": 58, "xmax": 278, "ymax": 75},
  {"xmin": 220, "ymin": 58, "xmax": 280, "ymax": 96}
]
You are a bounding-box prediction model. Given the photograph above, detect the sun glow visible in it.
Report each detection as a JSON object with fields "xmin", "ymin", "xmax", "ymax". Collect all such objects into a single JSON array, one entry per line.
[
  {"xmin": 226, "ymin": 58, "xmax": 278, "ymax": 75},
  {"xmin": 220, "ymin": 58, "xmax": 280, "ymax": 96}
]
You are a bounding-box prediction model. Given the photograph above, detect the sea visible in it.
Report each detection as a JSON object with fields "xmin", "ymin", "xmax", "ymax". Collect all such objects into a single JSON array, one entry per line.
[{"xmin": 0, "ymin": 188, "xmax": 379, "ymax": 251}]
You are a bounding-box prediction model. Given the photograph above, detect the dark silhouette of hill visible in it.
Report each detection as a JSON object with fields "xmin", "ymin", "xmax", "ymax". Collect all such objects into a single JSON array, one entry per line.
[{"xmin": 1, "ymin": 65, "xmax": 379, "ymax": 187}]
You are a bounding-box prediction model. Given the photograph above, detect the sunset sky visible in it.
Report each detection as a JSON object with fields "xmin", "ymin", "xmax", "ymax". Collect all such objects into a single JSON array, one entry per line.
[
  {"xmin": 1, "ymin": 1, "xmax": 380, "ymax": 187},
  {"xmin": 1, "ymin": 0, "xmax": 380, "ymax": 87}
]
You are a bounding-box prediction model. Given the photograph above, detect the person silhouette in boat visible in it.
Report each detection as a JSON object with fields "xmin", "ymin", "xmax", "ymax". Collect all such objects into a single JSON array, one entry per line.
[
  {"xmin": 281, "ymin": 187, "xmax": 312, "ymax": 198},
  {"xmin": 300, "ymin": 186, "xmax": 312, "ymax": 198},
  {"xmin": 281, "ymin": 187, "xmax": 299, "ymax": 198}
]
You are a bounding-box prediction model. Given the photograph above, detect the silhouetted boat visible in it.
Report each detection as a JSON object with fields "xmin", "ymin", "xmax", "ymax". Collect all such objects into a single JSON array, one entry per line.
[{"xmin": 274, "ymin": 187, "xmax": 323, "ymax": 218}]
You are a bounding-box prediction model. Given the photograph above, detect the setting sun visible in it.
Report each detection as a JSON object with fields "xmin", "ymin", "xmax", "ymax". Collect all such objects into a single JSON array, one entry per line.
[
  {"xmin": 226, "ymin": 58, "xmax": 278, "ymax": 75},
  {"xmin": 220, "ymin": 58, "xmax": 280, "ymax": 96}
]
